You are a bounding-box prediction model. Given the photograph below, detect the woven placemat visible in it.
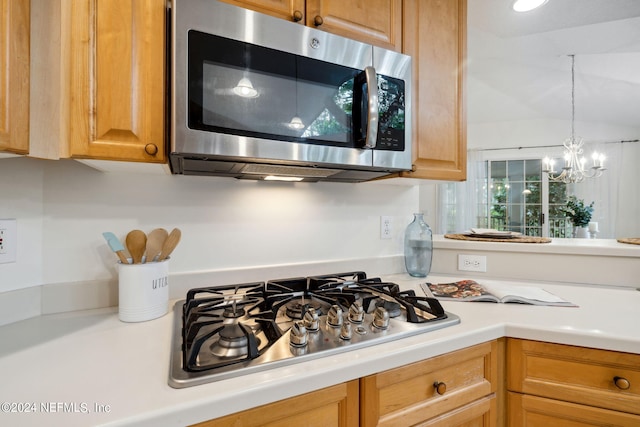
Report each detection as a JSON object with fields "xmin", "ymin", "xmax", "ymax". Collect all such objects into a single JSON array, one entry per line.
[
  {"xmin": 617, "ymin": 238, "xmax": 640, "ymax": 245},
  {"xmin": 445, "ymin": 233, "xmax": 552, "ymax": 243}
]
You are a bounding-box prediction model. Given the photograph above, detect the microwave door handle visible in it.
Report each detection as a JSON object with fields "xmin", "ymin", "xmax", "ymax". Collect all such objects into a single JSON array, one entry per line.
[
  {"xmin": 353, "ymin": 66, "xmax": 379, "ymax": 149},
  {"xmin": 363, "ymin": 66, "xmax": 379, "ymax": 149}
]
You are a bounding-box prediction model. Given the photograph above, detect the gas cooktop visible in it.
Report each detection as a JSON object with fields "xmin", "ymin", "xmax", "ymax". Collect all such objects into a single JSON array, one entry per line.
[{"xmin": 169, "ymin": 271, "xmax": 460, "ymax": 388}]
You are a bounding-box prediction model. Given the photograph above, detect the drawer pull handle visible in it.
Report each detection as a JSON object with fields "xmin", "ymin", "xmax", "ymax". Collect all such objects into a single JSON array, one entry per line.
[
  {"xmin": 313, "ymin": 15, "xmax": 323, "ymax": 26},
  {"xmin": 433, "ymin": 381, "xmax": 447, "ymax": 395},
  {"xmin": 292, "ymin": 10, "xmax": 303, "ymax": 22},
  {"xmin": 144, "ymin": 144, "xmax": 158, "ymax": 156},
  {"xmin": 614, "ymin": 376, "xmax": 631, "ymax": 390}
]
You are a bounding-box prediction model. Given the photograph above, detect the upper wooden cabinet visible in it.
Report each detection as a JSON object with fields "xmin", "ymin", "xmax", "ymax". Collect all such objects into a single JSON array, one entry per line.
[
  {"xmin": 400, "ymin": 0, "xmax": 467, "ymax": 181},
  {"xmin": 305, "ymin": 0, "xmax": 402, "ymax": 51},
  {"xmin": 30, "ymin": 0, "xmax": 166, "ymax": 162},
  {"xmin": 219, "ymin": 0, "xmax": 402, "ymax": 51},
  {"xmin": 217, "ymin": 0, "xmax": 306, "ymax": 23},
  {"xmin": 0, "ymin": 0, "xmax": 30, "ymax": 154}
]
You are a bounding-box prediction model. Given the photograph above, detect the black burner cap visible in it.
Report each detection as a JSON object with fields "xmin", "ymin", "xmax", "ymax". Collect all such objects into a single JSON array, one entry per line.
[{"xmin": 223, "ymin": 306, "xmax": 246, "ymax": 318}]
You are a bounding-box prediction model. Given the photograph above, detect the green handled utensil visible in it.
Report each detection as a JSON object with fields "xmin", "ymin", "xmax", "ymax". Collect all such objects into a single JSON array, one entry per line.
[{"xmin": 102, "ymin": 232, "xmax": 130, "ymax": 264}]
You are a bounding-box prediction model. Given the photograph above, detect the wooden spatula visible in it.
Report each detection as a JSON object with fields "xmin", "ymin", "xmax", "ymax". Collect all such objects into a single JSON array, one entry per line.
[
  {"xmin": 145, "ymin": 228, "xmax": 168, "ymax": 262},
  {"xmin": 158, "ymin": 228, "xmax": 181, "ymax": 261},
  {"xmin": 126, "ymin": 229, "xmax": 147, "ymax": 264}
]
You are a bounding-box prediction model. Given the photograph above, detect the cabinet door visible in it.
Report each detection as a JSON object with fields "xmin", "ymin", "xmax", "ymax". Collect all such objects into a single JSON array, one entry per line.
[
  {"xmin": 306, "ymin": 0, "xmax": 402, "ymax": 51},
  {"xmin": 218, "ymin": 0, "xmax": 306, "ymax": 23},
  {"xmin": 360, "ymin": 341, "xmax": 497, "ymax": 427},
  {"xmin": 508, "ymin": 392, "xmax": 640, "ymax": 427},
  {"xmin": 192, "ymin": 380, "xmax": 358, "ymax": 427},
  {"xmin": 0, "ymin": 0, "xmax": 29, "ymax": 154},
  {"xmin": 507, "ymin": 338, "xmax": 640, "ymax": 416},
  {"xmin": 67, "ymin": 0, "xmax": 166, "ymax": 162},
  {"xmin": 401, "ymin": 0, "xmax": 467, "ymax": 181}
]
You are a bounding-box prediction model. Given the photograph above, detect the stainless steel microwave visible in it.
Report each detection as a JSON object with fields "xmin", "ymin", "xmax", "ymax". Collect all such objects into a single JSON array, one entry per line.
[{"xmin": 170, "ymin": 0, "xmax": 412, "ymax": 182}]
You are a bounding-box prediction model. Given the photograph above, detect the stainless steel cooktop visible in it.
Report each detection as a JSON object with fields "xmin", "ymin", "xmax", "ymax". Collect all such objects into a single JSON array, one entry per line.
[{"xmin": 169, "ymin": 271, "xmax": 460, "ymax": 388}]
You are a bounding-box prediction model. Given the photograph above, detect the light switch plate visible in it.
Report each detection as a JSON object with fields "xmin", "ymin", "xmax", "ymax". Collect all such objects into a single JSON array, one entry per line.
[{"xmin": 0, "ymin": 219, "xmax": 17, "ymax": 264}]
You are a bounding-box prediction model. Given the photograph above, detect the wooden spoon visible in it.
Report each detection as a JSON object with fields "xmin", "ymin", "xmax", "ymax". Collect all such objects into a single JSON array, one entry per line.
[
  {"xmin": 158, "ymin": 228, "xmax": 181, "ymax": 261},
  {"xmin": 126, "ymin": 229, "xmax": 147, "ymax": 264},
  {"xmin": 145, "ymin": 228, "xmax": 168, "ymax": 262}
]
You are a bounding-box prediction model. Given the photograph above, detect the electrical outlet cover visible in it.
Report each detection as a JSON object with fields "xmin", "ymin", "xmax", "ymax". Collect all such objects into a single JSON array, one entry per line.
[
  {"xmin": 0, "ymin": 219, "xmax": 17, "ymax": 264},
  {"xmin": 458, "ymin": 254, "xmax": 487, "ymax": 272},
  {"xmin": 380, "ymin": 216, "xmax": 392, "ymax": 239}
]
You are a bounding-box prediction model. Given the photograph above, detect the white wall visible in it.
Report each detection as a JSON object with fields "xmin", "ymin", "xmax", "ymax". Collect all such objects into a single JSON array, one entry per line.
[{"xmin": 0, "ymin": 157, "xmax": 420, "ymax": 293}]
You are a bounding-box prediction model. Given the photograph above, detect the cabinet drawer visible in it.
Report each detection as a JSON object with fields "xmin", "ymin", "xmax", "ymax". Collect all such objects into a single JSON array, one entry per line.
[
  {"xmin": 417, "ymin": 394, "xmax": 496, "ymax": 427},
  {"xmin": 508, "ymin": 392, "xmax": 640, "ymax": 426},
  {"xmin": 193, "ymin": 380, "xmax": 358, "ymax": 427},
  {"xmin": 360, "ymin": 341, "xmax": 497, "ymax": 427},
  {"xmin": 508, "ymin": 339, "xmax": 640, "ymax": 415}
]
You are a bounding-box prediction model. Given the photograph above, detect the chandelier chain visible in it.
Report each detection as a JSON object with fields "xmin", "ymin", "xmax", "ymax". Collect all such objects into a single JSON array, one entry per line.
[{"xmin": 570, "ymin": 54, "xmax": 575, "ymax": 142}]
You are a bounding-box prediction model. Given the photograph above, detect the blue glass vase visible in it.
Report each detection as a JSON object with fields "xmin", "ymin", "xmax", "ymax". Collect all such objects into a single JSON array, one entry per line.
[{"xmin": 404, "ymin": 213, "xmax": 432, "ymax": 277}]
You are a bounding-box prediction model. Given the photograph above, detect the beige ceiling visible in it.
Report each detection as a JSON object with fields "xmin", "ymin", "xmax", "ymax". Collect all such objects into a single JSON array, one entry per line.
[{"xmin": 467, "ymin": 0, "xmax": 640, "ymax": 134}]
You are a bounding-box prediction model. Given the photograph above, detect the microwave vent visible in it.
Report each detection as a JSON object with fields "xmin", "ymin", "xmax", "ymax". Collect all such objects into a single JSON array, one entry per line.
[{"xmin": 240, "ymin": 164, "xmax": 340, "ymax": 179}]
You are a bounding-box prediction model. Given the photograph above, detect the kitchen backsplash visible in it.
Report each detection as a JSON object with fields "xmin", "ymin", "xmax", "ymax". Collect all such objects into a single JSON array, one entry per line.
[{"xmin": 0, "ymin": 157, "xmax": 424, "ymax": 294}]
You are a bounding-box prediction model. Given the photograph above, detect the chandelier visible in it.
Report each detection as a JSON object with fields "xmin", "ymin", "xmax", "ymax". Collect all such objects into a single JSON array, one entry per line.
[{"xmin": 542, "ymin": 55, "xmax": 606, "ymax": 184}]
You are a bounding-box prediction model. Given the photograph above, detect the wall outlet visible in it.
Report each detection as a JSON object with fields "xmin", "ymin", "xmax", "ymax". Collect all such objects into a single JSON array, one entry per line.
[
  {"xmin": 458, "ymin": 254, "xmax": 487, "ymax": 272},
  {"xmin": 380, "ymin": 216, "xmax": 393, "ymax": 239},
  {"xmin": 0, "ymin": 219, "xmax": 17, "ymax": 264}
]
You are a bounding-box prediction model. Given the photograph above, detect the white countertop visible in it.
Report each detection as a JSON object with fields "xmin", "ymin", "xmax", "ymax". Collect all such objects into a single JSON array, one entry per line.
[
  {"xmin": 1, "ymin": 274, "xmax": 639, "ymax": 427},
  {"xmin": 434, "ymin": 235, "xmax": 640, "ymax": 257}
]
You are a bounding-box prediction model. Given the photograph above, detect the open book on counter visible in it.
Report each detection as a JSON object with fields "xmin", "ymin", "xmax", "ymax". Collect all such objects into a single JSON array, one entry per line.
[{"xmin": 421, "ymin": 280, "xmax": 577, "ymax": 307}]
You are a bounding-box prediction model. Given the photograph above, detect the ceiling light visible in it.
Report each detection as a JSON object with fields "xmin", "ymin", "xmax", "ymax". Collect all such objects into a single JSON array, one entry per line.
[
  {"xmin": 287, "ymin": 116, "xmax": 305, "ymax": 130},
  {"xmin": 233, "ymin": 77, "xmax": 258, "ymax": 98},
  {"xmin": 513, "ymin": 0, "xmax": 548, "ymax": 12}
]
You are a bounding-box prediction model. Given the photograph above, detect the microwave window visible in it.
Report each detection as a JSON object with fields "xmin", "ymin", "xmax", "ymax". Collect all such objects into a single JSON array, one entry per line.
[{"xmin": 188, "ymin": 31, "xmax": 405, "ymax": 150}]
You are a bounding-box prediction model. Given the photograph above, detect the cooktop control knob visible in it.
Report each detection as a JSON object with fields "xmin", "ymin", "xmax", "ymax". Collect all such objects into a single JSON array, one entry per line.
[
  {"xmin": 372, "ymin": 306, "xmax": 390, "ymax": 330},
  {"xmin": 327, "ymin": 305, "xmax": 344, "ymax": 327},
  {"xmin": 340, "ymin": 321, "xmax": 353, "ymax": 340},
  {"xmin": 290, "ymin": 321, "xmax": 308, "ymax": 347},
  {"xmin": 348, "ymin": 302, "xmax": 365, "ymax": 323},
  {"xmin": 303, "ymin": 307, "xmax": 320, "ymax": 331}
]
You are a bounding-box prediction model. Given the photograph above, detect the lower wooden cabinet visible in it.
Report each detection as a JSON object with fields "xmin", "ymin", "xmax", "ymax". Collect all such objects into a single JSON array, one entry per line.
[
  {"xmin": 191, "ymin": 380, "xmax": 359, "ymax": 427},
  {"xmin": 508, "ymin": 392, "xmax": 640, "ymax": 427},
  {"xmin": 360, "ymin": 341, "xmax": 498, "ymax": 427},
  {"xmin": 192, "ymin": 341, "xmax": 500, "ymax": 427},
  {"xmin": 507, "ymin": 338, "xmax": 640, "ymax": 426}
]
